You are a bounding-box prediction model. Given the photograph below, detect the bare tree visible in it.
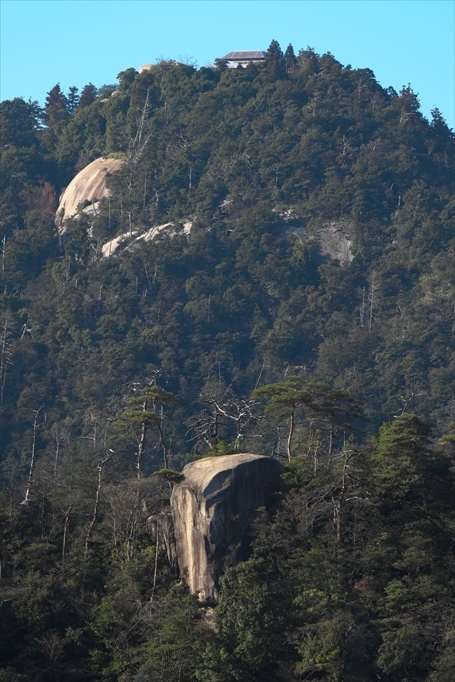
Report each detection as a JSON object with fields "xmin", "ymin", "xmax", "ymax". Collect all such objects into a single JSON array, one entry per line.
[
  {"xmin": 23, "ymin": 408, "xmax": 42, "ymax": 503},
  {"xmin": 0, "ymin": 308, "xmax": 14, "ymax": 407},
  {"xmin": 188, "ymin": 383, "xmax": 261, "ymax": 453},
  {"xmin": 84, "ymin": 450, "xmax": 115, "ymax": 557},
  {"xmin": 367, "ymin": 272, "xmax": 379, "ymax": 332}
]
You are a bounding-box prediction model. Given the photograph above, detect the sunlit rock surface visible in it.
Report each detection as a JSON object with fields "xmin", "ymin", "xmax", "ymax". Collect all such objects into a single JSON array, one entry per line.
[
  {"xmin": 100, "ymin": 221, "xmax": 192, "ymax": 258},
  {"xmin": 55, "ymin": 157, "xmax": 122, "ymax": 231},
  {"xmin": 170, "ymin": 453, "xmax": 283, "ymax": 603}
]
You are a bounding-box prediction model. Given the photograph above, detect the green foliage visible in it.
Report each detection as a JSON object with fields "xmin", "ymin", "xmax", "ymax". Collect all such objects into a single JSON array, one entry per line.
[
  {"xmin": 153, "ymin": 468, "xmax": 183, "ymax": 482},
  {"xmin": 372, "ymin": 414, "xmax": 452, "ymax": 514},
  {"xmin": 199, "ymin": 557, "xmax": 292, "ymax": 681},
  {"xmin": 263, "ymin": 39, "xmax": 287, "ymax": 81},
  {"xmin": 139, "ymin": 593, "xmax": 206, "ymax": 682}
]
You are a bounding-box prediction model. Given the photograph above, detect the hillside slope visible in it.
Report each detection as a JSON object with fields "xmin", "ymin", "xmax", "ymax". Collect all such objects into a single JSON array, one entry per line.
[{"xmin": 0, "ymin": 41, "xmax": 454, "ymax": 682}]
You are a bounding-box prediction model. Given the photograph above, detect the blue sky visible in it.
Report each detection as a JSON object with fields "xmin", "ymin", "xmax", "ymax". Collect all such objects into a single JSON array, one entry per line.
[{"xmin": 1, "ymin": 0, "xmax": 454, "ymax": 129}]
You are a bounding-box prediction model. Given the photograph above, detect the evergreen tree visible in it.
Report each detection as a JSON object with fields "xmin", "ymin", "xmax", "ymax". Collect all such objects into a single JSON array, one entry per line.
[
  {"xmin": 43, "ymin": 83, "xmax": 69, "ymax": 126},
  {"xmin": 284, "ymin": 43, "xmax": 297, "ymax": 77},
  {"xmin": 264, "ymin": 39, "xmax": 287, "ymax": 81},
  {"xmin": 78, "ymin": 83, "xmax": 97, "ymax": 109},
  {"xmin": 66, "ymin": 85, "xmax": 79, "ymax": 115}
]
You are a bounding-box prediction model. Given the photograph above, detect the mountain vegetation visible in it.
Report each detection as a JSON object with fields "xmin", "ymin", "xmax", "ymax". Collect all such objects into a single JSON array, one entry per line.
[{"xmin": 0, "ymin": 40, "xmax": 454, "ymax": 681}]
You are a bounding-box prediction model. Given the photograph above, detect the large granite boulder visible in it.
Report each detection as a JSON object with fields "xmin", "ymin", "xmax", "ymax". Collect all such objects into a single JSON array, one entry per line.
[
  {"xmin": 55, "ymin": 157, "xmax": 122, "ymax": 232},
  {"xmin": 170, "ymin": 453, "xmax": 283, "ymax": 603}
]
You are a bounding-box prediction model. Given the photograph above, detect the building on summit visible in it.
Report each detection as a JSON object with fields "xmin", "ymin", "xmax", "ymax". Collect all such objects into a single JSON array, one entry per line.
[{"xmin": 221, "ymin": 51, "xmax": 266, "ymax": 68}]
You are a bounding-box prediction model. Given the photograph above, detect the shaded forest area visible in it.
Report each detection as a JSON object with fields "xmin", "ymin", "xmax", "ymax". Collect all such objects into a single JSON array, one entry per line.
[{"xmin": 0, "ymin": 41, "xmax": 454, "ymax": 680}]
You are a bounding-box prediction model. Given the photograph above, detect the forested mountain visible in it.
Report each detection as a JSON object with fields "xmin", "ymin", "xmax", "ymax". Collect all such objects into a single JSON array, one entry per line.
[{"xmin": 0, "ymin": 41, "xmax": 454, "ymax": 681}]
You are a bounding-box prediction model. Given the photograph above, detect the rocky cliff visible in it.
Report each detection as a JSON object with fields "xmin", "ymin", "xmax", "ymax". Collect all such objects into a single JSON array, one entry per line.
[{"xmin": 169, "ymin": 453, "xmax": 283, "ymax": 603}]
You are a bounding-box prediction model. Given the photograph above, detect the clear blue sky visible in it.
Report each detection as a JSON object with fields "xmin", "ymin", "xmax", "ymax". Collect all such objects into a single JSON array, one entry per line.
[{"xmin": 1, "ymin": 0, "xmax": 454, "ymax": 129}]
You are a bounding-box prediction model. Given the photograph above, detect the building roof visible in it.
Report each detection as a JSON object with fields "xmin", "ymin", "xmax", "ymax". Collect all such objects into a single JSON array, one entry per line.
[{"xmin": 222, "ymin": 51, "xmax": 266, "ymax": 61}]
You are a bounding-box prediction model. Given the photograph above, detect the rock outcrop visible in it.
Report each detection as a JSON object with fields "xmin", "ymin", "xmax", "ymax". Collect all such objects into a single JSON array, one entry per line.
[
  {"xmin": 279, "ymin": 210, "xmax": 354, "ymax": 265},
  {"xmin": 315, "ymin": 222, "xmax": 354, "ymax": 265},
  {"xmin": 290, "ymin": 222, "xmax": 353, "ymax": 265},
  {"xmin": 170, "ymin": 453, "xmax": 283, "ymax": 603},
  {"xmin": 55, "ymin": 157, "xmax": 122, "ymax": 231},
  {"xmin": 100, "ymin": 220, "xmax": 192, "ymax": 258}
]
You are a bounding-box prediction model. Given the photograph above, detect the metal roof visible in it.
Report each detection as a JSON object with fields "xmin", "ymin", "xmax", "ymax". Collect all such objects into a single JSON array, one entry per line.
[{"xmin": 222, "ymin": 51, "xmax": 266, "ymax": 61}]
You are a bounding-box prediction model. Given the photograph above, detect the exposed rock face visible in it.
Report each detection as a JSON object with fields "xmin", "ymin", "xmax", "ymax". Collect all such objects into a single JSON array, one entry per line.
[
  {"xmin": 170, "ymin": 453, "xmax": 283, "ymax": 603},
  {"xmin": 316, "ymin": 222, "xmax": 354, "ymax": 265},
  {"xmin": 147, "ymin": 499, "xmax": 179, "ymax": 572},
  {"xmin": 101, "ymin": 230, "xmax": 139, "ymax": 258},
  {"xmin": 282, "ymin": 213, "xmax": 354, "ymax": 265},
  {"xmin": 100, "ymin": 220, "xmax": 192, "ymax": 258},
  {"xmin": 55, "ymin": 157, "xmax": 122, "ymax": 231}
]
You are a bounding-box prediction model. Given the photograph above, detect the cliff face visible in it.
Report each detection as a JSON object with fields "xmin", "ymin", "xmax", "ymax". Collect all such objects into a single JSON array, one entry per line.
[{"xmin": 170, "ymin": 454, "xmax": 283, "ymax": 603}]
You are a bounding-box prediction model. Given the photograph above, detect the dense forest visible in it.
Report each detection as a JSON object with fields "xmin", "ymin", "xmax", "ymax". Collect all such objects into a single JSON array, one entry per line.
[{"xmin": 0, "ymin": 40, "xmax": 454, "ymax": 681}]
